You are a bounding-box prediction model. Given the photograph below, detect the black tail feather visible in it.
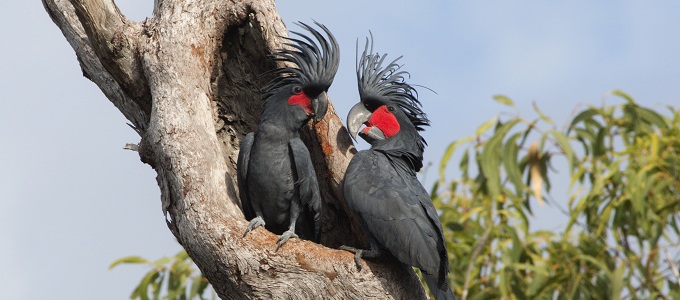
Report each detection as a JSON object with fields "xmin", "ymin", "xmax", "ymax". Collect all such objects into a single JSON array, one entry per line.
[{"xmin": 424, "ymin": 274, "xmax": 455, "ymax": 300}]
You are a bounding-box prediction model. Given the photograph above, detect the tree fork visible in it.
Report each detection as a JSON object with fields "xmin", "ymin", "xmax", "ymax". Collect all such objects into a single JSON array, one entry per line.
[{"xmin": 43, "ymin": 0, "xmax": 427, "ymax": 298}]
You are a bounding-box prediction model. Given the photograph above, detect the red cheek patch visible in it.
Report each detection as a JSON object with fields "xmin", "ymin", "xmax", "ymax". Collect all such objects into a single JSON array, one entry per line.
[
  {"xmin": 367, "ymin": 105, "xmax": 400, "ymax": 138},
  {"xmin": 288, "ymin": 91, "xmax": 312, "ymax": 114}
]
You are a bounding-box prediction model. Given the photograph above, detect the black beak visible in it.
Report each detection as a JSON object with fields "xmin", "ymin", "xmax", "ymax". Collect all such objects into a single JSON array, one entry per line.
[{"xmin": 312, "ymin": 91, "xmax": 329, "ymax": 122}]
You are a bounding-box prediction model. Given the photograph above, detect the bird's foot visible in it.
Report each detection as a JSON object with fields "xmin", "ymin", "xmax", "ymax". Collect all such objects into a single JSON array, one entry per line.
[
  {"xmin": 242, "ymin": 217, "xmax": 265, "ymax": 237},
  {"xmin": 275, "ymin": 230, "xmax": 299, "ymax": 251},
  {"xmin": 339, "ymin": 245, "xmax": 364, "ymax": 271}
]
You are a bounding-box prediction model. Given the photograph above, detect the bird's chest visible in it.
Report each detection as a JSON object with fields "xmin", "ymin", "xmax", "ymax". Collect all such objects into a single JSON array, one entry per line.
[
  {"xmin": 251, "ymin": 129, "xmax": 294, "ymax": 169},
  {"xmin": 345, "ymin": 152, "xmax": 413, "ymax": 201},
  {"xmin": 247, "ymin": 140, "xmax": 296, "ymax": 202}
]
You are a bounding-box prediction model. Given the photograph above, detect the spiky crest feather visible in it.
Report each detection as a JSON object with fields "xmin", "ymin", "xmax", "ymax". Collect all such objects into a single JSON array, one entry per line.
[
  {"xmin": 356, "ymin": 36, "xmax": 430, "ymax": 152},
  {"xmin": 263, "ymin": 21, "xmax": 339, "ymax": 98}
]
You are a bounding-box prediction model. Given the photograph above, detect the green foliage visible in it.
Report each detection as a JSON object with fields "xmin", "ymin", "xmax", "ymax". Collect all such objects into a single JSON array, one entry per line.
[
  {"xmin": 110, "ymin": 250, "xmax": 215, "ymax": 300},
  {"xmin": 435, "ymin": 91, "xmax": 680, "ymax": 299}
]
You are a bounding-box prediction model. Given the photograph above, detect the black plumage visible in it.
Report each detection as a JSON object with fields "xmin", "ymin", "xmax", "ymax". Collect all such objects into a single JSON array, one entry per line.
[
  {"xmin": 342, "ymin": 37, "xmax": 454, "ymax": 300},
  {"xmin": 237, "ymin": 22, "xmax": 339, "ymax": 250}
]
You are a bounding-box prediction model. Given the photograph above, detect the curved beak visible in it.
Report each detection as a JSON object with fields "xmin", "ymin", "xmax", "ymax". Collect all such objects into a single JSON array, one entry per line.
[
  {"xmin": 312, "ymin": 91, "xmax": 329, "ymax": 122},
  {"xmin": 346, "ymin": 102, "xmax": 373, "ymax": 141},
  {"xmin": 359, "ymin": 126, "xmax": 386, "ymax": 144}
]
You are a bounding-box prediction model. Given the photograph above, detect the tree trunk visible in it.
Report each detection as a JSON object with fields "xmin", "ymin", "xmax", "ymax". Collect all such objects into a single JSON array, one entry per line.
[{"xmin": 42, "ymin": 0, "xmax": 427, "ymax": 298}]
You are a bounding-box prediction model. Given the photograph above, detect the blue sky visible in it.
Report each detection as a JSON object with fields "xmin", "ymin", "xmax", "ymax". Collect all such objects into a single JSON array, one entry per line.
[{"xmin": 1, "ymin": 1, "xmax": 679, "ymax": 299}]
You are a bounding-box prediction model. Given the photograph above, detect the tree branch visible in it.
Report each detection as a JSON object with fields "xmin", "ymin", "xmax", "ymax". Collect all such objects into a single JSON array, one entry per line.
[
  {"xmin": 42, "ymin": 0, "xmax": 149, "ymax": 130},
  {"xmin": 304, "ymin": 104, "xmax": 367, "ymax": 248},
  {"xmin": 665, "ymin": 250, "xmax": 680, "ymax": 287},
  {"xmin": 67, "ymin": 0, "xmax": 151, "ymax": 115},
  {"xmin": 45, "ymin": 0, "xmax": 429, "ymax": 298}
]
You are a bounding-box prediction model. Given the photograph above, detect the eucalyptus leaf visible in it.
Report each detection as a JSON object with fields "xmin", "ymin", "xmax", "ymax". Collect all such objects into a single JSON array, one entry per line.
[{"xmin": 493, "ymin": 94, "xmax": 515, "ymax": 106}]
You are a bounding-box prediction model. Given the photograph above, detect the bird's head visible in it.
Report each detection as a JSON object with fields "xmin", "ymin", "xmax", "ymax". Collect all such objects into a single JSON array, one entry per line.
[
  {"xmin": 347, "ymin": 36, "xmax": 429, "ymax": 153},
  {"xmin": 262, "ymin": 21, "xmax": 339, "ymax": 128}
]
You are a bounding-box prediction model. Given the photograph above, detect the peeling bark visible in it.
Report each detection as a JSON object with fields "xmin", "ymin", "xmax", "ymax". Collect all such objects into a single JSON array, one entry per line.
[{"xmin": 43, "ymin": 0, "xmax": 427, "ymax": 298}]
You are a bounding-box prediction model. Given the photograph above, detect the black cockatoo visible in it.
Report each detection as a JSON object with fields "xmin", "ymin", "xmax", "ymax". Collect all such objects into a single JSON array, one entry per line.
[
  {"xmin": 341, "ymin": 39, "xmax": 454, "ymax": 300},
  {"xmin": 237, "ymin": 22, "xmax": 339, "ymax": 250}
]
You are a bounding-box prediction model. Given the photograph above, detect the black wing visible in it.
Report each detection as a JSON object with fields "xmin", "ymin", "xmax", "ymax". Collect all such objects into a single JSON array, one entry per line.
[
  {"xmin": 289, "ymin": 137, "xmax": 322, "ymax": 241},
  {"xmin": 344, "ymin": 151, "xmax": 448, "ymax": 283},
  {"xmin": 237, "ymin": 132, "xmax": 255, "ymax": 220}
]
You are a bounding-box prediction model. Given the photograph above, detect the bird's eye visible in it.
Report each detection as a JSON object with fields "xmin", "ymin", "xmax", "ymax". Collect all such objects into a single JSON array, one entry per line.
[
  {"xmin": 387, "ymin": 106, "xmax": 396, "ymax": 112},
  {"xmin": 292, "ymin": 86, "xmax": 302, "ymax": 94}
]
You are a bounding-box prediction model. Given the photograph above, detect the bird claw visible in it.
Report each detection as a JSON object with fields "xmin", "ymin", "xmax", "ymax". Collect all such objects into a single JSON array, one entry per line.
[
  {"xmin": 339, "ymin": 246, "xmax": 364, "ymax": 271},
  {"xmin": 352, "ymin": 250, "xmax": 363, "ymax": 271},
  {"xmin": 243, "ymin": 217, "xmax": 265, "ymax": 237},
  {"xmin": 275, "ymin": 230, "xmax": 298, "ymax": 251}
]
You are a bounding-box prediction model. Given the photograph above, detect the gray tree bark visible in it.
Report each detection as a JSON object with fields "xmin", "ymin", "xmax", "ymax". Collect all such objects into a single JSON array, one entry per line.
[{"xmin": 42, "ymin": 0, "xmax": 428, "ymax": 299}]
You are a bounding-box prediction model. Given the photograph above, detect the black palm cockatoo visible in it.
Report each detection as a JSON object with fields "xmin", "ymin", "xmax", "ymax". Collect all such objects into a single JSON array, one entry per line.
[
  {"xmin": 341, "ymin": 39, "xmax": 455, "ymax": 300},
  {"xmin": 237, "ymin": 22, "xmax": 339, "ymax": 250}
]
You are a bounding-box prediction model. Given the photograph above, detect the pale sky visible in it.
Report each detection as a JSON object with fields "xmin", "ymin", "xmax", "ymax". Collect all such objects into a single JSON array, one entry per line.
[{"xmin": 2, "ymin": 1, "xmax": 679, "ymax": 299}]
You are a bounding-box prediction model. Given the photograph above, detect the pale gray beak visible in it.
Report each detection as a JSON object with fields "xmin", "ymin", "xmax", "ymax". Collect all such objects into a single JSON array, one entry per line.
[
  {"xmin": 347, "ymin": 102, "xmax": 386, "ymax": 143},
  {"xmin": 358, "ymin": 126, "xmax": 385, "ymax": 144},
  {"xmin": 347, "ymin": 102, "xmax": 372, "ymax": 141}
]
